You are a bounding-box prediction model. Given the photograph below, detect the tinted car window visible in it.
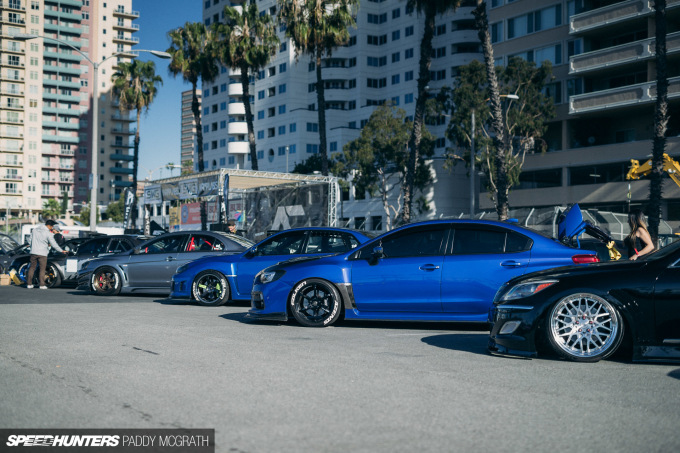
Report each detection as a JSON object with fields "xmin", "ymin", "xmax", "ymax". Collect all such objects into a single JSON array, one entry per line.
[
  {"xmin": 257, "ymin": 231, "xmax": 306, "ymax": 256},
  {"xmin": 452, "ymin": 228, "xmax": 505, "ymax": 255},
  {"xmin": 108, "ymin": 239, "xmax": 133, "ymax": 254},
  {"xmin": 0, "ymin": 235, "xmax": 19, "ymax": 252},
  {"xmin": 142, "ymin": 236, "xmax": 186, "ymax": 254},
  {"xmin": 77, "ymin": 238, "xmax": 109, "ymax": 255},
  {"xmin": 186, "ymin": 234, "xmax": 225, "ymax": 252},
  {"xmin": 505, "ymin": 231, "xmax": 533, "ymax": 253},
  {"xmin": 380, "ymin": 226, "xmax": 448, "ymax": 258},
  {"xmin": 304, "ymin": 231, "xmax": 359, "ymax": 254}
]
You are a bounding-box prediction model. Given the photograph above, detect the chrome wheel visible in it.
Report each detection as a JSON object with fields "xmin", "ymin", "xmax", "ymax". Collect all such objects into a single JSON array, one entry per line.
[
  {"xmin": 192, "ymin": 271, "xmax": 229, "ymax": 306},
  {"xmin": 547, "ymin": 293, "xmax": 623, "ymax": 362}
]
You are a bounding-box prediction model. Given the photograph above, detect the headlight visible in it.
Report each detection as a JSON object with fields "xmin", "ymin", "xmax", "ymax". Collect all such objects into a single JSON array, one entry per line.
[
  {"xmin": 501, "ymin": 280, "xmax": 558, "ymax": 301},
  {"xmin": 258, "ymin": 270, "xmax": 285, "ymax": 284},
  {"xmin": 175, "ymin": 263, "xmax": 190, "ymax": 274}
]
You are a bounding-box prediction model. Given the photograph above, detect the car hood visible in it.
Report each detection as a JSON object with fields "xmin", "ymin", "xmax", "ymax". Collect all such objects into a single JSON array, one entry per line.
[
  {"xmin": 272, "ymin": 254, "xmax": 335, "ymax": 269},
  {"xmin": 509, "ymin": 259, "xmax": 647, "ymax": 284}
]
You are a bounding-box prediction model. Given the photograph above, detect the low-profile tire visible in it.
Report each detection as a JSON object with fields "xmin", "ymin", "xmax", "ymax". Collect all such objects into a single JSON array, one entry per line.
[
  {"xmin": 545, "ymin": 293, "xmax": 624, "ymax": 362},
  {"xmin": 192, "ymin": 270, "xmax": 230, "ymax": 306},
  {"xmin": 289, "ymin": 278, "xmax": 342, "ymax": 327},
  {"xmin": 92, "ymin": 266, "xmax": 122, "ymax": 296},
  {"xmin": 43, "ymin": 264, "xmax": 62, "ymax": 288}
]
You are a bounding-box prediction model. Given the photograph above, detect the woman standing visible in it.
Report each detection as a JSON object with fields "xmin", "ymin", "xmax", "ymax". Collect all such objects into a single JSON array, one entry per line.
[{"xmin": 625, "ymin": 209, "xmax": 655, "ymax": 260}]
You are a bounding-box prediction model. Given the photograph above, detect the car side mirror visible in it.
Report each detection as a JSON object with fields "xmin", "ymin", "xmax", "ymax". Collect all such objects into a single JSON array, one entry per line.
[
  {"xmin": 369, "ymin": 246, "xmax": 385, "ymax": 265},
  {"xmin": 133, "ymin": 247, "xmax": 141, "ymax": 255},
  {"xmin": 245, "ymin": 246, "xmax": 257, "ymax": 257}
]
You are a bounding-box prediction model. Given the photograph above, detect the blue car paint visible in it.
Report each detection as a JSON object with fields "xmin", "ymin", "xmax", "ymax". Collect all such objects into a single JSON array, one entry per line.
[
  {"xmin": 170, "ymin": 227, "xmax": 372, "ymax": 301},
  {"xmin": 248, "ymin": 216, "xmax": 597, "ymax": 325}
]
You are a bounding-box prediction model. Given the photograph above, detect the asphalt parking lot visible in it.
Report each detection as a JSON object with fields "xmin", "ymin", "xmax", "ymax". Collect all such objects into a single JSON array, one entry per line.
[{"xmin": 1, "ymin": 285, "xmax": 679, "ymax": 453}]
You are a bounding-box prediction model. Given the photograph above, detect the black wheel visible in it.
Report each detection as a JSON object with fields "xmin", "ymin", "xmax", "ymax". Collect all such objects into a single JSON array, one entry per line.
[
  {"xmin": 545, "ymin": 293, "xmax": 624, "ymax": 362},
  {"xmin": 92, "ymin": 266, "xmax": 122, "ymax": 296},
  {"xmin": 43, "ymin": 264, "xmax": 62, "ymax": 288},
  {"xmin": 289, "ymin": 278, "xmax": 342, "ymax": 327},
  {"xmin": 192, "ymin": 270, "xmax": 230, "ymax": 306}
]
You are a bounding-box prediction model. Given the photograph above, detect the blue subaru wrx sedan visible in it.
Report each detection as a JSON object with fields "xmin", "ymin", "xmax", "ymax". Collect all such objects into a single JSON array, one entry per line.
[
  {"xmin": 170, "ymin": 227, "xmax": 373, "ymax": 305},
  {"xmin": 248, "ymin": 218, "xmax": 599, "ymax": 327}
]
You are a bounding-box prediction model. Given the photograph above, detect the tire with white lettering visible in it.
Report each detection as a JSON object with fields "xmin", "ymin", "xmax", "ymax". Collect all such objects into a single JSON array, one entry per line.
[
  {"xmin": 192, "ymin": 270, "xmax": 230, "ymax": 306},
  {"xmin": 289, "ymin": 278, "xmax": 342, "ymax": 327},
  {"xmin": 92, "ymin": 266, "xmax": 122, "ymax": 296}
]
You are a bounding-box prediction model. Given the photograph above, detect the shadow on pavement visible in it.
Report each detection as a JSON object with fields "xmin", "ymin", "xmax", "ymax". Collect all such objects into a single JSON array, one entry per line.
[
  {"xmin": 668, "ymin": 368, "xmax": 680, "ymax": 380},
  {"xmin": 421, "ymin": 333, "xmax": 491, "ymax": 357}
]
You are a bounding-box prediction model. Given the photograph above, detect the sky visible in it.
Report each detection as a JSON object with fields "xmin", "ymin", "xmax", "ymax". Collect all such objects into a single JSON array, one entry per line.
[{"xmin": 133, "ymin": 0, "xmax": 201, "ymax": 181}]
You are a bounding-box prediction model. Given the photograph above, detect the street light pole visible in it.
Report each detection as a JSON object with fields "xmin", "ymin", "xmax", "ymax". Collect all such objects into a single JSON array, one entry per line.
[
  {"xmin": 14, "ymin": 33, "xmax": 170, "ymax": 232},
  {"xmin": 470, "ymin": 109, "xmax": 475, "ymax": 219}
]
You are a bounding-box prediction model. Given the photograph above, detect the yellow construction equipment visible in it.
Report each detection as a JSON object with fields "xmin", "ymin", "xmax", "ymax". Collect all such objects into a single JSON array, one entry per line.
[{"xmin": 627, "ymin": 153, "xmax": 680, "ymax": 188}]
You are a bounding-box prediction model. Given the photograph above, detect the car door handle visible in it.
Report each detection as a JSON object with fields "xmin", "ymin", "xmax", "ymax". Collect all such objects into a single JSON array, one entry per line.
[
  {"xmin": 166, "ymin": 257, "xmax": 176, "ymax": 261},
  {"xmin": 419, "ymin": 264, "xmax": 440, "ymax": 271},
  {"xmin": 501, "ymin": 260, "xmax": 522, "ymax": 267}
]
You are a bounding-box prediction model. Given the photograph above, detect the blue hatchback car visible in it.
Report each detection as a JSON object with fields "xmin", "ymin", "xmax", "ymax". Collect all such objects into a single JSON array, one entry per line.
[
  {"xmin": 247, "ymin": 217, "xmax": 599, "ymax": 327},
  {"xmin": 170, "ymin": 227, "xmax": 373, "ymax": 305}
]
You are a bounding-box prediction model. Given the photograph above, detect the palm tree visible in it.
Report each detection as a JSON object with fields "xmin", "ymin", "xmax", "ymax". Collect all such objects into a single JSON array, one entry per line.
[
  {"xmin": 167, "ymin": 22, "xmax": 219, "ymax": 173},
  {"xmin": 214, "ymin": 2, "xmax": 279, "ymax": 171},
  {"xmin": 401, "ymin": 0, "xmax": 461, "ymax": 224},
  {"xmin": 648, "ymin": 0, "xmax": 669, "ymax": 245},
  {"xmin": 111, "ymin": 60, "xmax": 163, "ymax": 229},
  {"xmin": 278, "ymin": 0, "xmax": 358, "ymax": 176},
  {"xmin": 472, "ymin": 0, "xmax": 509, "ymax": 220}
]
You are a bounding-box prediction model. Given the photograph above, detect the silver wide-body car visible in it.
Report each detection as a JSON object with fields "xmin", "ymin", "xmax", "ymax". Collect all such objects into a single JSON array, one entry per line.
[{"xmin": 77, "ymin": 231, "xmax": 254, "ymax": 296}]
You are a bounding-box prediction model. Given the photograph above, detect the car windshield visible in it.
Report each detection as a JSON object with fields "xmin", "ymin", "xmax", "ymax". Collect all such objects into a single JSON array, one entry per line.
[{"xmin": 0, "ymin": 235, "xmax": 19, "ymax": 251}]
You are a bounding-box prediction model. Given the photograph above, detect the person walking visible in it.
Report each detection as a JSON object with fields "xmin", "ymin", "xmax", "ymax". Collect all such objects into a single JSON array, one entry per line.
[
  {"xmin": 26, "ymin": 220, "xmax": 67, "ymax": 289},
  {"xmin": 625, "ymin": 209, "xmax": 655, "ymax": 260}
]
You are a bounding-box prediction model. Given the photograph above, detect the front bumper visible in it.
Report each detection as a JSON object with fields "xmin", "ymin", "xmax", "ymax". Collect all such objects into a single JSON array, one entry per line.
[
  {"xmin": 487, "ymin": 305, "xmax": 539, "ymax": 358},
  {"xmin": 247, "ymin": 282, "xmax": 291, "ymax": 322},
  {"xmin": 169, "ymin": 277, "xmax": 192, "ymax": 299},
  {"xmin": 76, "ymin": 271, "xmax": 92, "ymax": 291}
]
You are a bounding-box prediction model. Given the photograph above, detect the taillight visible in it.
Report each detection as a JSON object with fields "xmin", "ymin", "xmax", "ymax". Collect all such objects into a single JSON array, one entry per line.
[{"xmin": 572, "ymin": 254, "xmax": 599, "ymax": 264}]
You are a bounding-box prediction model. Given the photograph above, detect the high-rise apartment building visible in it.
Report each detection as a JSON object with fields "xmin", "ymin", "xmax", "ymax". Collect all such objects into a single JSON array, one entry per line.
[
  {"xmin": 199, "ymin": 0, "xmax": 679, "ymax": 230},
  {"xmin": 181, "ymin": 89, "xmax": 200, "ymax": 170},
  {"xmin": 0, "ymin": 0, "xmax": 138, "ymax": 222},
  {"xmin": 484, "ymin": 0, "xmax": 679, "ymax": 220}
]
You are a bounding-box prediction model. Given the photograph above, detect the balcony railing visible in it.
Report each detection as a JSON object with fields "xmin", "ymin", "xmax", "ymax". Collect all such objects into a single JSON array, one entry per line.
[
  {"xmin": 570, "ymin": 75, "xmax": 680, "ymax": 114},
  {"xmin": 570, "ymin": 31, "xmax": 680, "ymax": 75},
  {"xmin": 571, "ymin": 0, "xmax": 680, "ymax": 34}
]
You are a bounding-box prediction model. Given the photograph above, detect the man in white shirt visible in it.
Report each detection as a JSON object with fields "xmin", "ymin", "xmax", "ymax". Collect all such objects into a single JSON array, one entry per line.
[{"xmin": 26, "ymin": 220, "xmax": 67, "ymax": 289}]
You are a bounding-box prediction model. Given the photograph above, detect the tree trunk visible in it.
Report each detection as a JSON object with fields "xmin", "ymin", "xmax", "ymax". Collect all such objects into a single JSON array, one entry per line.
[
  {"xmin": 473, "ymin": 1, "xmax": 508, "ymax": 221},
  {"xmin": 242, "ymin": 63, "xmax": 258, "ymax": 171},
  {"xmin": 192, "ymin": 81, "xmax": 204, "ymax": 172},
  {"xmin": 649, "ymin": 0, "xmax": 668, "ymax": 246},
  {"xmin": 315, "ymin": 49, "xmax": 329, "ymax": 176},
  {"xmin": 403, "ymin": 5, "xmax": 435, "ymax": 224},
  {"xmin": 131, "ymin": 110, "xmax": 141, "ymax": 230}
]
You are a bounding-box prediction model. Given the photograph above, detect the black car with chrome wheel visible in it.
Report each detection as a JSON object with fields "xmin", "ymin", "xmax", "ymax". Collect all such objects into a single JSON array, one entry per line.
[{"xmin": 488, "ymin": 238, "xmax": 680, "ymax": 363}]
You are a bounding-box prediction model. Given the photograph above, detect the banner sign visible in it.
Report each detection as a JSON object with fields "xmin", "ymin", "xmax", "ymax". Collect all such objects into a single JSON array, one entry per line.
[
  {"xmin": 179, "ymin": 201, "xmax": 218, "ymax": 226},
  {"xmin": 161, "ymin": 181, "xmax": 180, "ymax": 201},
  {"xmin": 143, "ymin": 184, "xmax": 162, "ymax": 204},
  {"xmin": 169, "ymin": 206, "xmax": 180, "ymax": 231},
  {"xmin": 122, "ymin": 187, "xmax": 135, "ymax": 229},
  {"xmin": 179, "ymin": 178, "xmax": 198, "ymax": 200},
  {"xmin": 198, "ymin": 175, "xmax": 219, "ymax": 197},
  {"xmin": 222, "ymin": 174, "xmax": 230, "ymax": 223}
]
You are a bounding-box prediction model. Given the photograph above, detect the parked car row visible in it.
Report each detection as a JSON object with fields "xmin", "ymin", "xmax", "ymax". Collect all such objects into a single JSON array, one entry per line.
[{"xmin": 10, "ymin": 204, "xmax": 679, "ymax": 364}]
